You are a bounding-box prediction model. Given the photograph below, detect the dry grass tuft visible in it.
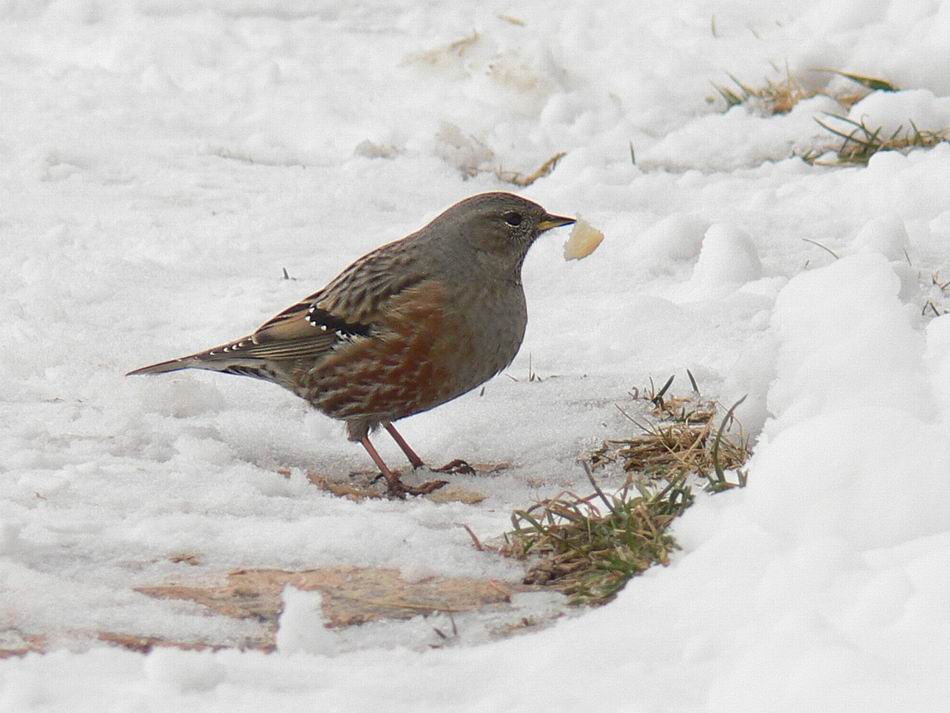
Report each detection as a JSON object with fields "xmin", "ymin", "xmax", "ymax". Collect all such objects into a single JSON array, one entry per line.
[
  {"xmin": 711, "ymin": 70, "xmax": 815, "ymax": 115},
  {"xmin": 803, "ymin": 114, "xmax": 950, "ymax": 166},
  {"xmin": 502, "ymin": 375, "xmax": 752, "ymax": 605},
  {"xmin": 590, "ymin": 383, "xmax": 751, "ymax": 492},
  {"xmin": 708, "ymin": 68, "xmax": 950, "ymax": 166},
  {"xmin": 710, "ymin": 67, "xmax": 897, "ymax": 115},
  {"xmin": 501, "ymin": 467, "xmax": 692, "ymax": 605},
  {"xmin": 591, "ymin": 419, "xmax": 748, "ymax": 486}
]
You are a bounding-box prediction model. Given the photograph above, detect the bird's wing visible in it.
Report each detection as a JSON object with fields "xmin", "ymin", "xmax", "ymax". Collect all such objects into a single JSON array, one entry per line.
[
  {"xmin": 228, "ymin": 239, "xmax": 427, "ymax": 361},
  {"xmin": 128, "ymin": 239, "xmax": 427, "ymax": 375},
  {"xmin": 255, "ymin": 239, "xmax": 424, "ymax": 333},
  {"xmin": 125, "ymin": 305, "xmax": 348, "ymax": 373}
]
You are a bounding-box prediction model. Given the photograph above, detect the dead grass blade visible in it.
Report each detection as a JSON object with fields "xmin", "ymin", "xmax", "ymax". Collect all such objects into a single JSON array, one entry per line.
[
  {"xmin": 815, "ymin": 68, "xmax": 897, "ymax": 93},
  {"xmin": 801, "ymin": 237, "xmax": 839, "ymax": 260},
  {"xmin": 495, "ymin": 151, "xmax": 567, "ymax": 187}
]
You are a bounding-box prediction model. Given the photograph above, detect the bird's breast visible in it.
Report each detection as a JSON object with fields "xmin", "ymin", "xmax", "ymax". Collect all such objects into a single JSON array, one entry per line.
[
  {"xmin": 442, "ymin": 279, "xmax": 527, "ymax": 389},
  {"xmin": 301, "ymin": 277, "xmax": 527, "ymax": 421}
]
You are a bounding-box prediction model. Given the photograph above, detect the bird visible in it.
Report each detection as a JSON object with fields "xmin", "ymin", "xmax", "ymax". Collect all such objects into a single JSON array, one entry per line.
[{"xmin": 128, "ymin": 192, "xmax": 575, "ymax": 497}]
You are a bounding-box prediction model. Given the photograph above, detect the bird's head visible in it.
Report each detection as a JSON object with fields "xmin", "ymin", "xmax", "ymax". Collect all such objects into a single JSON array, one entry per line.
[{"xmin": 431, "ymin": 192, "xmax": 575, "ymax": 275}]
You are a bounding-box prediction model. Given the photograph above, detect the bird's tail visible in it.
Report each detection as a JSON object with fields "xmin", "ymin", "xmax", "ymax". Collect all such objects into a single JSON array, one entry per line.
[
  {"xmin": 126, "ymin": 355, "xmax": 203, "ymax": 376},
  {"xmin": 126, "ymin": 337, "xmax": 258, "ymax": 377}
]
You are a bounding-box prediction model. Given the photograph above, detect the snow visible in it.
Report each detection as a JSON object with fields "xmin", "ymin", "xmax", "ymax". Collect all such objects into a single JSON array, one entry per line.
[
  {"xmin": 686, "ymin": 224, "xmax": 762, "ymax": 296},
  {"xmin": 2, "ymin": 0, "xmax": 950, "ymax": 711},
  {"xmin": 274, "ymin": 588, "xmax": 336, "ymax": 656},
  {"xmin": 851, "ymin": 213, "xmax": 910, "ymax": 260},
  {"xmin": 849, "ymin": 89, "xmax": 950, "ymax": 135}
]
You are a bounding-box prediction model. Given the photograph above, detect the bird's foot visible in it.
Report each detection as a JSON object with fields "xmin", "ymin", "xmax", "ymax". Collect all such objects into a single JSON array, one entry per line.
[
  {"xmin": 427, "ymin": 459, "xmax": 476, "ymax": 475},
  {"xmin": 400, "ymin": 478, "xmax": 450, "ymax": 497},
  {"xmin": 375, "ymin": 473, "xmax": 449, "ymax": 499}
]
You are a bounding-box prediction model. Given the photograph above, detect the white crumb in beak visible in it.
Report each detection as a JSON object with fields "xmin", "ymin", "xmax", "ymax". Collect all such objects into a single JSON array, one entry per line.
[{"xmin": 563, "ymin": 219, "xmax": 604, "ymax": 261}]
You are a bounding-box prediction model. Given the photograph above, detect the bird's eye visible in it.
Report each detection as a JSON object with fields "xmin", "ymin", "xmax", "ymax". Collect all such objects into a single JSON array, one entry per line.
[{"xmin": 503, "ymin": 211, "xmax": 523, "ymax": 227}]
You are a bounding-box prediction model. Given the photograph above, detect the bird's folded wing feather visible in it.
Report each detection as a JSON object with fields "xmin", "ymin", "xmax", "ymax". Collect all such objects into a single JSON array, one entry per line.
[
  {"xmin": 127, "ymin": 239, "xmax": 429, "ymax": 374},
  {"xmin": 226, "ymin": 242, "xmax": 426, "ymax": 362}
]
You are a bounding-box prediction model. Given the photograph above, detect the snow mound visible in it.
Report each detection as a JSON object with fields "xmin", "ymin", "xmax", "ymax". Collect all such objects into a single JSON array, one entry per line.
[
  {"xmin": 275, "ymin": 587, "xmax": 337, "ymax": 656},
  {"xmin": 689, "ymin": 223, "xmax": 763, "ymax": 291},
  {"xmin": 848, "ymin": 89, "xmax": 950, "ymax": 135},
  {"xmin": 850, "ymin": 213, "xmax": 909, "ymax": 260}
]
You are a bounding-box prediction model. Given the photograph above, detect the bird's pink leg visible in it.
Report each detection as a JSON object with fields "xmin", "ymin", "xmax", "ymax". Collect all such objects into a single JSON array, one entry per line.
[
  {"xmin": 383, "ymin": 422, "xmax": 425, "ymax": 469},
  {"xmin": 360, "ymin": 434, "xmax": 447, "ymax": 498},
  {"xmin": 383, "ymin": 422, "xmax": 475, "ymax": 475},
  {"xmin": 359, "ymin": 435, "xmax": 405, "ymax": 496}
]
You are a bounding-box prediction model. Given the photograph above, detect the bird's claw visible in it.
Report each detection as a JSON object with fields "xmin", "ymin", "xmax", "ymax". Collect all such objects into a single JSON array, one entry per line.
[
  {"xmin": 377, "ymin": 474, "xmax": 449, "ymax": 499},
  {"xmin": 404, "ymin": 479, "xmax": 449, "ymax": 496},
  {"xmin": 429, "ymin": 459, "xmax": 476, "ymax": 475}
]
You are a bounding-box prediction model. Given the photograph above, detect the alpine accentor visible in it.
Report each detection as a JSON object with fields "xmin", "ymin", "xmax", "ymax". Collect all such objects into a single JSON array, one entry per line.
[{"xmin": 129, "ymin": 192, "xmax": 575, "ymax": 496}]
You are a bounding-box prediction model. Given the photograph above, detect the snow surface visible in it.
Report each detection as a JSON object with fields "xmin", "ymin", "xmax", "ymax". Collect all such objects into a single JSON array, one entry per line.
[{"xmin": 2, "ymin": 0, "xmax": 950, "ymax": 711}]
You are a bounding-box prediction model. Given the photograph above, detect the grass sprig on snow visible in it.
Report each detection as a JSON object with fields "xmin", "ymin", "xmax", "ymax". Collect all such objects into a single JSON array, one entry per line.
[
  {"xmin": 709, "ymin": 67, "xmax": 897, "ymax": 115},
  {"xmin": 502, "ymin": 377, "xmax": 751, "ymax": 605},
  {"xmin": 711, "ymin": 69, "xmax": 814, "ymax": 114},
  {"xmin": 501, "ymin": 466, "xmax": 692, "ymax": 605},
  {"xmin": 707, "ymin": 68, "xmax": 950, "ymax": 166},
  {"xmin": 804, "ymin": 114, "xmax": 950, "ymax": 166}
]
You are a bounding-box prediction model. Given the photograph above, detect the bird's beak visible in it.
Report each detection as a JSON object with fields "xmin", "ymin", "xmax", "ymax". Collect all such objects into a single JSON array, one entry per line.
[{"xmin": 537, "ymin": 213, "xmax": 576, "ymax": 232}]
